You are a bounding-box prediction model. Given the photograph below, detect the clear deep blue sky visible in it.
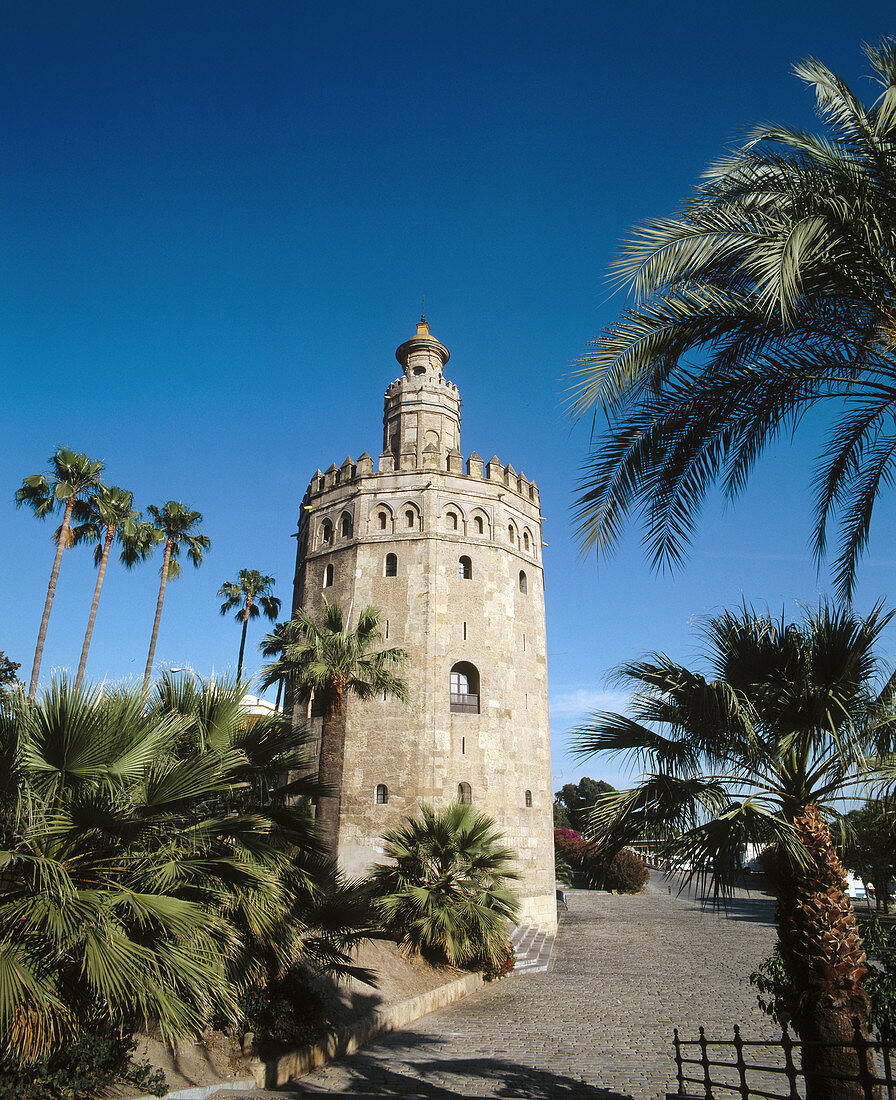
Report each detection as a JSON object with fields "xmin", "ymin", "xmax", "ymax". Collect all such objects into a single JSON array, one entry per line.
[{"xmin": 3, "ymin": 1, "xmax": 895, "ymax": 791}]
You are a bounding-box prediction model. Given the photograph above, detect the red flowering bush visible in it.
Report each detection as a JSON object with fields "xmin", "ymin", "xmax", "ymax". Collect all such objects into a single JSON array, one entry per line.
[{"xmin": 553, "ymin": 830, "xmax": 648, "ymax": 894}]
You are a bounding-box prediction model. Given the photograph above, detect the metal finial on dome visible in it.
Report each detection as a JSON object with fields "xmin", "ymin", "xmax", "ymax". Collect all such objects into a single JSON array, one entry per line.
[{"xmin": 420, "ymin": 295, "xmax": 426, "ymax": 323}]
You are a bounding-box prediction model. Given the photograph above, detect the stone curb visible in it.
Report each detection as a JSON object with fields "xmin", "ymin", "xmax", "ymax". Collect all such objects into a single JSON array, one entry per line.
[
  {"xmin": 130, "ymin": 969, "xmax": 486, "ymax": 1099},
  {"xmin": 249, "ymin": 969, "xmax": 486, "ymax": 1089}
]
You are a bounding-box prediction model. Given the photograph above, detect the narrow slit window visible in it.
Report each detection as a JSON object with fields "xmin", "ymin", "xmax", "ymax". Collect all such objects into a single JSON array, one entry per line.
[
  {"xmin": 461, "ymin": 736, "xmax": 465, "ymax": 755},
  {"xmin": 385, "ymin": 619, "xmax": 390, "ymax": 640},
  {"xmin": 463, "ymin": 622, "xmax": 467, "ymax": 641}
]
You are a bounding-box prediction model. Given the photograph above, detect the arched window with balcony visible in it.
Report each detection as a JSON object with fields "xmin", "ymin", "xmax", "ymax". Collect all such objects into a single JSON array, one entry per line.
[
  {"xmin": 375, "ymin": 784, "xmax": 388, "ymax": 805},
  {"xmin": 458, "ymin": 555, "xmax": 472, "ymax": 579},
  {"xmin": 385, "ymin": 553, "xmax": 398, "ymax": 577},
  {"xmin": 450, "ymin": 662, "xmax": 480, "ymax": 713},
  {"xmin": 323, "ymin": 563, "xmax": 334, "ymax": 588},
  {"xmin": 457, "ymin": 782, "xmax": 472, "ymax": 805}
]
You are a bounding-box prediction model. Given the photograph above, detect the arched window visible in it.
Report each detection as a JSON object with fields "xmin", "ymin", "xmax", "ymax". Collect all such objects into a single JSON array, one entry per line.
[
  {"xmin": 519, "ymin": 570, "xmax": 528, "ymax": 594},
  {"xmin": 450, "ymin": 662, "xmax": 480, "ymax": 713},
  {"xmin": 378, "ymin": 510, "xmax": 388, "ymax": 531},
  {"xmin": 474, "ymin": 516, "xmax": 483, "ymax": 535},
  {"xmin": 385, "ymin": 553, "xmax": 398, "ymax": 577},
  {"xmin": 320, "ymin": 519, "xmax": 333, "ymax": 546},
  {"xmin": 458, "ymin": 555, "xmax": 472, "ymax": 579},
  {"xmin": 523, "ymin": 530, "xmax": 530, "ymax": 551},
  {"xmin": 340, "ymin": 512, "xmax": 353, "ymax": 538},
  {"xmin": 447, "ymin": 511, "xmax": 458, "ymax": 530},
  {"xmin": 323, "ymin": 563, "xmax": 334, "ymax": 588},
  {"xmin": 375, "ymin": 784, "xmax": 388, "ymax": 805},
  {"xmin": 525, "ymin": 790, "xmax": 532, "ymax": 807},
  {"xmin": 457, "ymin": 782, "xmax": 472, "ymax": 805},
  {"xmin": 405, "ymin": 509, "xmax": 415, "ymax": 528}
]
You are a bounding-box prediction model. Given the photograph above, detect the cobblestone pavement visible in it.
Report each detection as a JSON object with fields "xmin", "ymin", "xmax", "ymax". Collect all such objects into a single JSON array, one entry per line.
[{"xmin": 223, "ymin": 873, "xmax": 782, "ymax": 1100}]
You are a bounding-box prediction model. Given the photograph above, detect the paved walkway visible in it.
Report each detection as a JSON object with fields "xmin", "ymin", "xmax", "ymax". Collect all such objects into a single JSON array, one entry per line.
[{"xmin": 224, "ymin": 873, "xmax": 781, "ymax": 1100}]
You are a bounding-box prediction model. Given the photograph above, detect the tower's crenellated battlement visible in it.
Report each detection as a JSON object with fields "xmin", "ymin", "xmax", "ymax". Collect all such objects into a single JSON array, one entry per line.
[{"xmin": 291, "ymin": 318, "xmax": 556, "ymax": 930}]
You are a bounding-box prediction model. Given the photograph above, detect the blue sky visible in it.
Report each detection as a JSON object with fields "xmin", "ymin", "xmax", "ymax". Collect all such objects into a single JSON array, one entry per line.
[{"xmin": 3, "ymin": 1, "xmax": 895, "ymax": 792}]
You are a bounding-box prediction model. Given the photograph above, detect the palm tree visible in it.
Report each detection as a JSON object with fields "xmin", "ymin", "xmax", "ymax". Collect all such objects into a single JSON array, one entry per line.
[
  {"xmin": 15, "ymin": 447, "xmax": 105, "ymax": 699},
  {"xmin": 572, "ymin": 602, "xmax": 896, "ymax": 1099},
  {"xmin": 0, "ymin": 674, "xmax": 365, "ymax": 1071},
  {"xmin": 572, "ymin": 39, "xmax": 896, "ymax": 601},
  {"xmin": 67, "ymin": 485, "xmax": 144, "ymax": 691},
  {"xmin": 139, "ymin": 502, "xmax": 210, "ymax": 694},
  {"xmin": 218, "ymin": 570, "xmax": 281, "ymax": 683},
  {"xmin": 259, "ymin": 600, "xmax": 410, "ymax": 857},
  {"xmin": 367, "ymin": 802, "xmax": 520, "ymax": 967}
]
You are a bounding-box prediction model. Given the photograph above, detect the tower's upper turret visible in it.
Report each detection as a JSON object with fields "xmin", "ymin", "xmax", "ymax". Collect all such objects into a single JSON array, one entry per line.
[{"xmin": 383, "ymin": 315, "xmax": 461, "ymax": 467}]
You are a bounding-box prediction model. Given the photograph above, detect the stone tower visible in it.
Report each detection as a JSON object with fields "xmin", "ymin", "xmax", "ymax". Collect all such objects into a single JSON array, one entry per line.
[{"xmin": 292, "ymin": 317, "xmax": 556, "ymax": 929}]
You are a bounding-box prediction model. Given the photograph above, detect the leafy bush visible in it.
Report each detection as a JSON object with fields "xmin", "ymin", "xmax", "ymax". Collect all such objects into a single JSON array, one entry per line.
[
  {"xmin": 553, "ymin": 830, "xmax": 648, "ymax": 893},
  {"xmin": 0, "ymin": 1027, "xmax": 166, "ymax": 1100},
  {"xmin": 239, "ymin": 969, "xmax": 333, "ymax": 1058},
  {"xmin": 368, "ymin": 802, "xmax": 520, "ymax": 967}
]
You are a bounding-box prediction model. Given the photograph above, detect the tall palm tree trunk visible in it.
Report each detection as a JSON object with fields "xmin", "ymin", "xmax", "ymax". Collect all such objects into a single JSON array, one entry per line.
[
  {"xmin": 28, "ymin": 498, "xmax": 74, "ymax": 700},
  {"xmin": 143, "ymin": 540, "xmax": 173, "ymax": 694},
  {"xmin": 236, "ymin": 596, "xmax": 252, "ymax": 683},
  {"xmin": 75, "ymin": 526, "xmax": 114, "ymax": 692},
  {"xmin": 777, "ymin": 803, "xmax": 872, "ymax": 1100},
  {"xmin": 316, "ymin": 685, "xmax": 345, "ymax": 858}
]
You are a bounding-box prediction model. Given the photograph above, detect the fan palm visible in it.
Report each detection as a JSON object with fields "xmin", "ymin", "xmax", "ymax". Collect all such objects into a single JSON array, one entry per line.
[
  {"xmin": 0, "ymin": 673, "xmax": 363, "ymax": 1070},
  {"xmin": 15, "ymin": 447, "xmax": 105, "ymax": 698},
  {"xmin": 66, "ymin": 485, "xmax": 145, "ymax": 691},
  {"xmin": 259, "ymin": 600, "xmax": 410, "ymax": 858},
  {"xmin": 368, "ymin": 802, "xmax": 520, "ymax": 967},
  {"xmin": 139, "ymin": 502, "xmax": 210, "ymax": 693},
  {"xmin": 573, "ymin": 602, "xmax": 896, "ymax": 1099},
  {"xmin": 572, "ymin": 39, "xmax": 896, "ymax": 601},
  {"xmin": 218, "ymin": 570, "xmax": 281, "ymax": 683}
]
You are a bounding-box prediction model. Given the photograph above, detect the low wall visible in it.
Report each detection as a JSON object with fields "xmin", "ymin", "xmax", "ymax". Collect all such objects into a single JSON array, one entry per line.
[{"xmin": 250, "ymin": 969, "xmax": 485, "ymax": 1089}]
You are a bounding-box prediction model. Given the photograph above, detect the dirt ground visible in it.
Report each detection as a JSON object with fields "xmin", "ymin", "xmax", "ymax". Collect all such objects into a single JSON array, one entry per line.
[{"xmin": 117, "ymin": 938, "xmax": 462, "ymax": 1097}]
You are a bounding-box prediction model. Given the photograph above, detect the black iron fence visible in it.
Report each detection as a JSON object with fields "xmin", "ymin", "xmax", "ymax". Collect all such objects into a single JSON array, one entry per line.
[{"xmin": 668, "ymin": 1021, "xmax": 895, "ymax": 1099}]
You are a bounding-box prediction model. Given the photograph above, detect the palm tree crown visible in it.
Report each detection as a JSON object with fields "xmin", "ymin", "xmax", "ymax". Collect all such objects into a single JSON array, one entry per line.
[
  {"xmin": 15, "ymin": 447, "xmax": 106, "ymax": 698},
  {"xmin": 259, "ymin": 600, "xmax": 410, "ymax": 857},
  {"xmin": 572, "ymin": 38, "xmax": 896, "ymax": 601},
  {"xmin": 140, "ymin": 502, "xmax": 210, "ymax": 693},
  {"xmin": 573, "ymin": 602, "xmax": 896, "ymax": 1094},
  {"xmin": 218, "ymin": 569, "xmax": 280, "ymax": 684}
]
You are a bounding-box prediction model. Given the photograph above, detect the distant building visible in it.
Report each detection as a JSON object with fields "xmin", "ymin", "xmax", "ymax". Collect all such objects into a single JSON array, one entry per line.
[{"xmin": 292, "ymin": 317, "xmax": 556, "ymax": 928}]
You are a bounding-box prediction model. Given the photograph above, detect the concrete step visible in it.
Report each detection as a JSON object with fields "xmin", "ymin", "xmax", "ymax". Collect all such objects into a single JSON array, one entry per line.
[{"xmin": 509, "ymin": 923, "xmax": 556, "ymax": 974}]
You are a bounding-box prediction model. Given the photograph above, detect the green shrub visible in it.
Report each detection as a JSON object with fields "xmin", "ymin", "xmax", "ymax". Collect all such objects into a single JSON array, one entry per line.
[
  {"xmin": 369, "ymin": 802, "xmax": 521, "ymax": 968},
  {"xmin": 0, "ymin": 1027, "xmax": 166, "ymax": 1100},
  {"xmin": 239, "ymin": 969, "xmax": 333, "ymax": 1058}
]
